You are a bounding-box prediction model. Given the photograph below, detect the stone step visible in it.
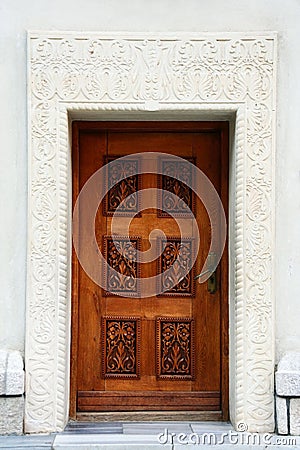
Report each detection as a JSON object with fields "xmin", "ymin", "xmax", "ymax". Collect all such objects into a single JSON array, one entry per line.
[
  {"xmin": 52, "ymin": 433, "xmax": 300, "ymax": 450},
  {"xmin": 0, "ymin": 434, "xmax": 55, "ymax": 449},
  {"xmin": 0, "ymin": 421, "xmax": 299, "ymax": 450}
]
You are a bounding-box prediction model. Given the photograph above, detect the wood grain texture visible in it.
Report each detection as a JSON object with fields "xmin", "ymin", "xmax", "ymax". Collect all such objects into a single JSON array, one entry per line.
[
  {"xmin": 78, "ymin": 391, "xmax": 220, "ymax": 411},
  {"xmin": 71, "ymin": 121, "xmax": 229, "ymax": 419},
  {"xmin": 76, "ymin": 411, "xmax": 223, "ymax": 422}
]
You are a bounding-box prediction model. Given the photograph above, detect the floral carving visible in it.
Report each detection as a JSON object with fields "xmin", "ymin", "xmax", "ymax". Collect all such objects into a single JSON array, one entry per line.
[
  {"xmin": 158, "ymin": 158, "xmax": 195, "ymax": 217},
  {"xmin": 158, "ymin": 238, "xmax": 194, "ymax": 296},
  {"xmin": 104, "ymin": 157, "xmax": 140, "ymax": 215},
  {"xmin": 157, "ymin": 318, "xmax": 194, "ymax": 379},
  {"xmin": 104, "ymin": 236, "xmax": 140, "ymax": 296},
  {"xmin": 102, "ymin": 317, "xmax": 140, "ymax": 378}
]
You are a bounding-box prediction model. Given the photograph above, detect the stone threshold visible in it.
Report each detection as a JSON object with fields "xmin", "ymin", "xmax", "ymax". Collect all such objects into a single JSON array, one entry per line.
[
  {"xmin": 0, "ymin": 433, "xmax": 55, "ymax": 449},
  {"xmin": 1, "ymin": 422, "xmax": 300, "ymax": 449}
]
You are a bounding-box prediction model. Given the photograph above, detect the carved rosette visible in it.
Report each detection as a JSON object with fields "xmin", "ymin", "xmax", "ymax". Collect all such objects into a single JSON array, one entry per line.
[
  {"xmin": 27, "ymin": 33, "xmax": 276, "ymax": 432},
  {"xmin": 102, "ymin": 317, "xmax": 140, "ymax": 378},
  {"xmin": 156, "ymin": 318, "xmax": 194, "ymax": 380}
]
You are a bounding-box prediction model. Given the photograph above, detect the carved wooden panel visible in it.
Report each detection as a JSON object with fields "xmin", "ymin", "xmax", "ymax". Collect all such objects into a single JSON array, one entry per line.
[
  {"xmin": 103, "ymin": 236, "xmax": 140, "ymax": 296},
  {"xmin": 102, "ymin": 317, "xmax": 140, "ymax": 378},
  {"xmin": 104, "ymin": 156, "xmax": 140, "ymax": 216},
  {"xmin": 158, "ymin": 158, "xmax": 195, "ymax": 217},
  {"xmin": 158, "ymin": 237, "xmax": 195, "ymax": 296},
  {"xmin": 156, "ymin": 318, "xmax": 194, "ymax": 380}
]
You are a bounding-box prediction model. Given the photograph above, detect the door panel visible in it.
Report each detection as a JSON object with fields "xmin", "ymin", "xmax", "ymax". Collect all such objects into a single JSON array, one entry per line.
[{"xmin": 71, "ymin": 122, "xmax": 228, "ymax": 419}]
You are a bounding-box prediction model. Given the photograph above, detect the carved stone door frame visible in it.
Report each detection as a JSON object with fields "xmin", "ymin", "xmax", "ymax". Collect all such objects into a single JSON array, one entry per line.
[{"xmin": 26, "ymin": 32, "xmax": 277, "ymax": 433}]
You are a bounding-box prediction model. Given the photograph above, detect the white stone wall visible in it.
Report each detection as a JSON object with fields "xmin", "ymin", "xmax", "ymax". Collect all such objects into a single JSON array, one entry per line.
[
  {"xmin": 276, "ymin": 352, "xmax": 300, "ymax": 435},
  {"xmin": 0, "ymin": 350, "xmax": 24, "ymax": 434}
]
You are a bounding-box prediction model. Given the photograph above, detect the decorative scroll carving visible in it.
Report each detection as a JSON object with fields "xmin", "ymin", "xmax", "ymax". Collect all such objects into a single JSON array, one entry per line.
[
  {"xmin": 104, "ymin": 156, "xmax": 140, "ymax": 216},
  {"xmin": 158, "ymin": 158, "xmax": 195, "ymax": 217},
  {"xmin": 102, "ymin": 317, "xmax": 140, "ymax": 378},
  {"xmin": 156, "ymin": 318, "xmax": 194, "ymax": 379},
  {"xmin": 103, "ymin": 236, "xmax": 140, "ymax": 296},
  {"xmin": 27, "ymin": 32, "xmax": 276, "ymax": 433},
  {"xmin": 158, "ymin": 238, "xmax": 195, "ymax": 296}
]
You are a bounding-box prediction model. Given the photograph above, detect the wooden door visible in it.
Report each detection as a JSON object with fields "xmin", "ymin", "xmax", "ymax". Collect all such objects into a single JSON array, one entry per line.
[{"xmin": 71, "ymin": 122, "xmax": 228, "ymax": 420}]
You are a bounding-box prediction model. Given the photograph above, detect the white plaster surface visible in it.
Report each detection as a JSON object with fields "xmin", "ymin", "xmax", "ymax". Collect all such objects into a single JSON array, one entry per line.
[
  {"xmin": 0, "ymin": 350, "xmax": 24, "ymax": 395},
  {"xmin": 290, "ymin": 398, "xmax": 300, "ymax": 436},
  {"xmin": 277, "ymin": 352, "xmax": 300, "ymax": 372},
  {"xmin": 275, "ymin": 396, "xmax": 288, "ymax": 435},
  {"xmin": 276, "ymin": 352, "xmax": 300, "ymax": 396},
  {"xmin": 0, "ymin": 396, "xmax": 24, "ymax": 435}
]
